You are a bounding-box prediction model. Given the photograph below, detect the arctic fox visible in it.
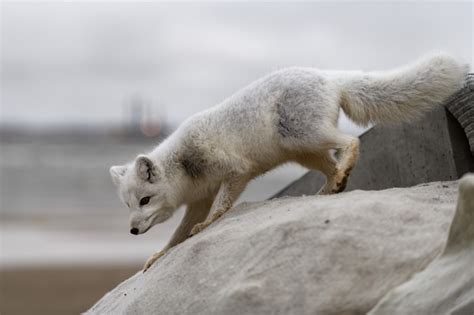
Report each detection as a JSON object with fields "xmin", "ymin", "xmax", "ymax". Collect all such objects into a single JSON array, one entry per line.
[{"xmin": 110, "ymin": 53, "xmax": 468, "ymax": 271}]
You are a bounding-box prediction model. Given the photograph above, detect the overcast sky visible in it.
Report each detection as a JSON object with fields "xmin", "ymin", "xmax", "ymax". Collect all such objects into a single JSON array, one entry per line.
[{"xmin": 1, "ymin": 1, "xmax": 472, "ymax": 131}]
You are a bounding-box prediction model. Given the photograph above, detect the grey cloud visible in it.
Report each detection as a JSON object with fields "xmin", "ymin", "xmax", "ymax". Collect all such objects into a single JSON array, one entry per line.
[{"xmin": 1, "ymin": 2, "xmax": 472, "ymax": 127}]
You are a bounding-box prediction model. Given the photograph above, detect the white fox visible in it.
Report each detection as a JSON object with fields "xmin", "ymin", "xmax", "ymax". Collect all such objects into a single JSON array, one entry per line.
[{"xmin": 110, "ymin": 53, "xmax": 468, "ymax": 271}]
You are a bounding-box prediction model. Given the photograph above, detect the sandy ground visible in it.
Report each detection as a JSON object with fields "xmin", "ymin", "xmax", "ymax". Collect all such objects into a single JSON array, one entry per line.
[
  {"xmin": 0, "ymin": 215, "xmax": 175, "ymax": 315},
  {"xmin": 0, "ymin": 265, "xmax": 140, "ymax": 315}
]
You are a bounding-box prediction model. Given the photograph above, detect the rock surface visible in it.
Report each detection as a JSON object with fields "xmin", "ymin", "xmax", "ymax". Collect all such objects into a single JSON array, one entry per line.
[
  {"xmin": 370, "ymin": 175, "xmax": 474, "ymax": 315},
  {"xmin": 88, "ymin": 181, "xmax": 459, "ymax": 315}
]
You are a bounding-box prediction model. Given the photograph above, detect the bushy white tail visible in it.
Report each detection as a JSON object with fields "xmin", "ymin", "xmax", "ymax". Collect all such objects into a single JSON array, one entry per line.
[{"xmin": 337, "ymin": 53, "xmax": 469, "ymax": 126}]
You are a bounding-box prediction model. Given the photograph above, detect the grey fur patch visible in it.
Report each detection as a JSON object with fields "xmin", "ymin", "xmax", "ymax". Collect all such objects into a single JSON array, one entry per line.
[
  {"xmin": 276, "ymin": 100, "xmax": 305, "ymax": 138},
  {"xmin": 180, "ymin": 146, "xmax": 207, "ymax": 179},
  {"xmin": 274, "ymin": 73, "xmax": 327, "ymax": 139}
]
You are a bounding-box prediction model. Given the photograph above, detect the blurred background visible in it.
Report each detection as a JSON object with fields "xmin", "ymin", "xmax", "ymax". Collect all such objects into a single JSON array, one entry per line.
[{"xmin": 0, "ymin": 1, "xmax": 472, "ymax": 314}]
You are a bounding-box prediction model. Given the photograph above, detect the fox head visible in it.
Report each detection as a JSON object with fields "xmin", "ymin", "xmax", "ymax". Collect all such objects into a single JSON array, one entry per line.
[{"xmin": 109, "ymin": 155, "xmax": 178, "ymax": 235}]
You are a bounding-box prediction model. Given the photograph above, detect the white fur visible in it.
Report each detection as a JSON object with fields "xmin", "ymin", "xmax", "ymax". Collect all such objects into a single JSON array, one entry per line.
[
  {"xmin": 109, "ymin": 53, "xmax": 469, "ymax": 269},
  {"xmin": 336, "ymin": 53, "xmax": 468, "ymax": 126}
]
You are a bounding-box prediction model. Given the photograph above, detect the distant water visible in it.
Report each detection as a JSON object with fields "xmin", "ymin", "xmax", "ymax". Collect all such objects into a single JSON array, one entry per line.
[
  {"xmin": 1, "ymin": 138, "xmax": 150, "ymax": 219},
  {"xmin": 1, "ymin": 135, "xmax": 306, "ymax": 220}
]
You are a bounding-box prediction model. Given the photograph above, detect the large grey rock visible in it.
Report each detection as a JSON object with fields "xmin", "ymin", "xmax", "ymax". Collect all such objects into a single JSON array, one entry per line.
[
  {"xmin": 88, "ymin": 181, "xmax": 459, "ymax": 315},
  {"xmin": 369, "ymin": 174, "xmax": 474, "ymax": 315}
]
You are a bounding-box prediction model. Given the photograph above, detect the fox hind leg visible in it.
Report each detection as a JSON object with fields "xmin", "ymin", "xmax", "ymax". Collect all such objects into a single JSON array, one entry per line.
[
  {"xmin": 332, "ymin": 134, "xmax": 359, "ymax": 193},
  {"xmin": 295, "ymin": 151, "xmax": 339, "ymax": 194},
  {"xmin": 295, "ymin": 132, "xmax": 359, "ymax": 194}
]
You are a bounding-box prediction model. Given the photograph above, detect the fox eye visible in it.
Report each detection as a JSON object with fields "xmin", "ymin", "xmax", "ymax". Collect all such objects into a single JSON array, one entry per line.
[{"xmin": 139, "ymin": 196, "xmax": 151, "ymax": 206}]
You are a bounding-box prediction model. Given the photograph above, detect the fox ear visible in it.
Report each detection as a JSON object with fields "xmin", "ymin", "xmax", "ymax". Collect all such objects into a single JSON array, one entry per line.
[
  {"xmin": 136, "ymin": 155, "xmax": 158, "ymax": 183},
  {"xmin": 110, "ymin": 165, "xmax": 127, "ymax": 186}
]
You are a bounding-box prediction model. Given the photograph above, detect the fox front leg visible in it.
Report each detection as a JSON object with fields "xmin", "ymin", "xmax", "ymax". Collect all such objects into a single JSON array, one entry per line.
[
  {"xmin": 144, "ymin": 250, "xmax": 167, "ymax": 271},
  {"xmin": 143, "ymin": 197, "xmax": 213, "ymax": 272},
  {"xmin": 189, "ymin": 176, "xmax": 248, "ymax": 236}
]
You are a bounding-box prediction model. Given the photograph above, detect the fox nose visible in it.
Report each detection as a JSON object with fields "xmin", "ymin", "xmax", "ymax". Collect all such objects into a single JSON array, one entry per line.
[{"xmin": 130, "ymin": 228, "xmax": 139, "ymax": 235}]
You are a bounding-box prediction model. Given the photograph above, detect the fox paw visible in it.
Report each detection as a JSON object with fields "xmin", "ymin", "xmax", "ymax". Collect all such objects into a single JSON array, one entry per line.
[
  {"xmin": 189, "ymin": 222, "xmax": 209, "ymax": 237},
  {"xmin": 331, "ymin": 166, "xmax": 353, "ymax": 193},
  {"xmin": 332, "ymin": 175, "xmax": 348, "ymax": 193},
  {"xmin": 143, "ymin": 250, "xmax": 166, "ymax": 272}
]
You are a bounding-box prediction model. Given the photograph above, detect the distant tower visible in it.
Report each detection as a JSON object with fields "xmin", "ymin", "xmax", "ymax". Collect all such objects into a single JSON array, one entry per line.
[
  {"xmin": 123, "ymin": 93, "xmax": 163, "ymax": 138},
  {"xmin": 129, "ymin": 94, "xmax": 144, "ymax": 135},
  {"xmin": 140, "ymin": 100, "xmax": 161, "ymax": 137}
]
